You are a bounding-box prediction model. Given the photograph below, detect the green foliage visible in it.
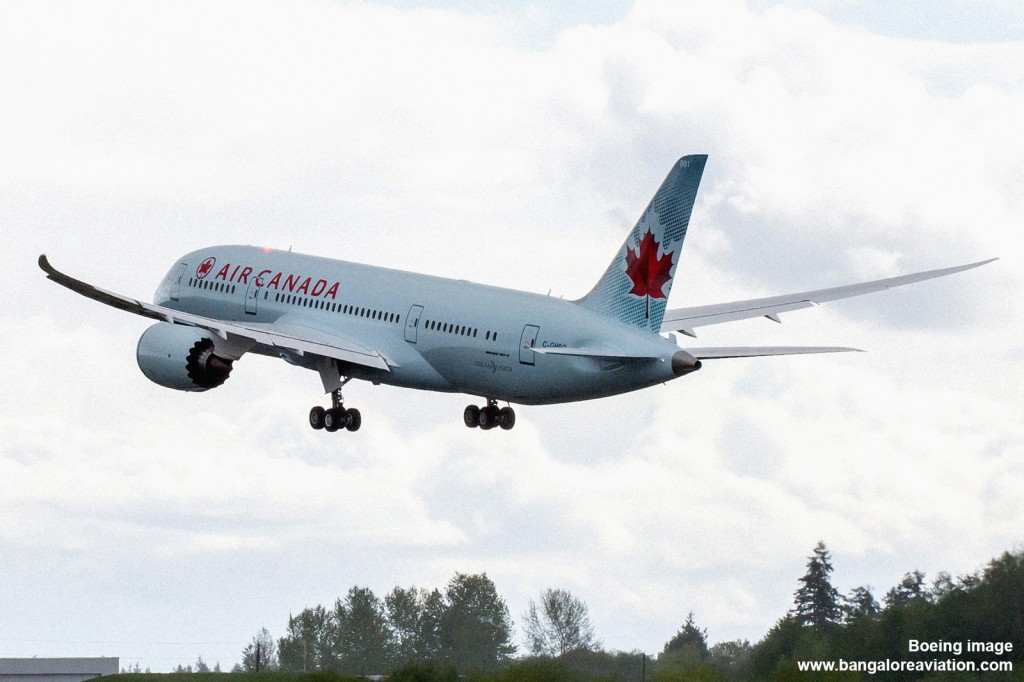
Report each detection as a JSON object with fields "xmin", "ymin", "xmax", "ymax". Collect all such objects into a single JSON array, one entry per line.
[
  {"xmin": 523, "ymin": 588, "xmax": 597, "ymax": 656},
  {"xmin": 662, "ymin": 611, "xmax": 710, "ymax": 661},
  {"xmin": 792, "ymin": 542, "xmax": 841, "ymax": 632},
  {"xmin": 333, "ymin": 586, "xmax": 393, "ymax": 675},
  {"xmin": 440, "ymin": 572, "xmax": 516, "ymax": 672},
  {"xmin": 388, "ymin": 661, "xmax": 459, "ymax": 682},
  {"xmin": 557, "ymin": 648, "xmax": 648, "ymax": 681},
  {"xmin": 469, "ymin": 658, "xmax": 586, "ymax": 682},
  {"xmin": 231, "ymin": 546, "xmax": 1024, "ymax": 682}
]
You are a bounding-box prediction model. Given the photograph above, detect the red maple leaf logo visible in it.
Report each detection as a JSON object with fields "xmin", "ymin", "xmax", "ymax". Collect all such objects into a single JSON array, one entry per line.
[
  {"xmin": 196, "ymin": 257, "xmax": 216, "ymax": 279},
  {"xmin": 624, "ymin": 229, "xmax": 673, "ymax": 300}
]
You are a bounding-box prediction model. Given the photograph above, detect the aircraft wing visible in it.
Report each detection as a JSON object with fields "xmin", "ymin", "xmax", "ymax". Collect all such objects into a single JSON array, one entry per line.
[
  {"xmin": 661, "ymin": 258, "xmax": 996, "ymax": 337},
  {"xmin": 38, "ymin": 254, "xmax": 391, "ymax": 371},
  {"xmin": 686, "ymin": 346, "xmax": 860, "ymax": 359}
]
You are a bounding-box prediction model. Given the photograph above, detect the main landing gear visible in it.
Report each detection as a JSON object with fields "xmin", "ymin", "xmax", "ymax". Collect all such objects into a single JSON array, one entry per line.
[
  {"xmin": 464, "ymin": 399, "xmax": 516, "ymax": 431},
  {"xmin": 309, "ymin": 386, "xmax": 361, "ymax": 433}
]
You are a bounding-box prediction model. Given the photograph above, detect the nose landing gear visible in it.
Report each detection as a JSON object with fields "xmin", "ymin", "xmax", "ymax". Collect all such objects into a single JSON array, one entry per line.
[{"xmin": 464, "ymin": 400, "xmax": 515, "ymax": 430}]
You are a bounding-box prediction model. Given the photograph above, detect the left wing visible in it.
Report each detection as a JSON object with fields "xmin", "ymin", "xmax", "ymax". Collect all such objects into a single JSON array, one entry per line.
[
  {"xmin": 38, "ymin": 254, "xmax": 391, "ymax": 371},
  {"xmin": 661, "ymin": 258, "xmax": 996, "ymax": 337},
  {"xmin": 686, "ymin": 346, "xmax": 860, "ymax": 359}
]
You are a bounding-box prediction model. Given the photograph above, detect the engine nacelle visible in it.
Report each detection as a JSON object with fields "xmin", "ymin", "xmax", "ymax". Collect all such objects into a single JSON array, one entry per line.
[{"xmin": 136, "ymin": 322, "xmax": 234, "ymax": 392}]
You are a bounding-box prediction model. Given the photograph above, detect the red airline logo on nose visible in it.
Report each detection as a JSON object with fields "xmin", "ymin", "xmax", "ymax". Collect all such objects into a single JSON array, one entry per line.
[{"xmin": 196, "ymin": 257, "xmax": 216, "ymax": 279}]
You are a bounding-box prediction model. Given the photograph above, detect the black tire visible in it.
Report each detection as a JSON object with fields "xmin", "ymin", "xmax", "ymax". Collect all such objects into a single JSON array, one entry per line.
[
  {"xmin": 309, "ymin": 406, "xmax": 326, "ymax": 430},
  {"xmin": 324, "ymin": 407, "xmax": 342, "ymax": 432},
  {"xmin": 345, "ymin": 408, "xmax": 361, "ymax": 432},
  {"xmin": 499, "ymin": 406, "xmax": 516, "ymax": 430},
  {"xmin": 480, "ymin": 405, "xmax": 499, "ymax": 430},
  {"xmin": 464, "ymin": 405, "xmax": 481, "ymax": 428}
]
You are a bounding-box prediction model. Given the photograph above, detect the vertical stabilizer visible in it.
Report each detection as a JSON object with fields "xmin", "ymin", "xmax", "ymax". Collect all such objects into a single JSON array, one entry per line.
[{"xmin": 577, "ymin": 154, "xmax": 706, "ymax": 331}]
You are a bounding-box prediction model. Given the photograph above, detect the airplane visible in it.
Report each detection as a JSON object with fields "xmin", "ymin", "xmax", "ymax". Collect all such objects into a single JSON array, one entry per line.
[{"xmin": 39, "ymin": 154, "xmax": 994, "ymax": 433}]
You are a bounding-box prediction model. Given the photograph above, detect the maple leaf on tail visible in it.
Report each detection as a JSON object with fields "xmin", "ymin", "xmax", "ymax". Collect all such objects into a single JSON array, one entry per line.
[{"xmin": 624, "ymin": 229, "xmax": 674, "ymax": 318}]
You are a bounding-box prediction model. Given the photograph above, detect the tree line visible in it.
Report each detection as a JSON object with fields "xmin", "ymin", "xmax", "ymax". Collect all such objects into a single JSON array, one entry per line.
[
  {"xmin": 220, "ymin": 546, "xmax": 1024, "ymax": 680},
  {"xmin": 237, "ymin": 572, "xmax": 600, "ymax": 677},
  {"xmin": 656, "ymin": 542, "xmax": 1024, "ymax": 681}
]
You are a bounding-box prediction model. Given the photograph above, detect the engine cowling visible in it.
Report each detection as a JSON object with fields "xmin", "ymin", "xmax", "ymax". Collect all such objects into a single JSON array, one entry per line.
[{"xmin": 136, "ymin": 322, "xmax": 234, "ymax": 391}]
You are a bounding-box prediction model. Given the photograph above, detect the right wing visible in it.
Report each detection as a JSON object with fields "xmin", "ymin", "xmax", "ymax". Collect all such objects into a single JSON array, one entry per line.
[
  {"xmin": 38, "ymin": 254, "xmax": 391, "ymax": 371},
  {"xmin": 661, "ymin": 258, "xmax": 996, "ymax": 337}
]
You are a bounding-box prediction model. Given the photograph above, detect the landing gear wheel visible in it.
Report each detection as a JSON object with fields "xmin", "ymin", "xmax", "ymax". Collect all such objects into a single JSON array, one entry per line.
[
  {"xmin": 464, "ymin": 405, "xmax": 481, "ymax": 428},
  {"xmin": 309, "ymin": 406, "xmax": 326, "ymax": 430},
  {"xmin": 498, "ymin": 406, "xmax": 516, "ymax": 430},
  {"xmin": 479, "ymin": 404, "xmax": 500, "ymax": 430},
  {"xmin": 324, "ymin": 407, "xmax": 345, "ymax": 432},
  {"xmin": 345, "ymin": 408, "xmax": 361, "ymax": 432}
]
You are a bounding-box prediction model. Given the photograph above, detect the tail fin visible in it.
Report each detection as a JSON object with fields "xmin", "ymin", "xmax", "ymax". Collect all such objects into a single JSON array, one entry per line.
[{"xmin": 576, "ymin": 154, "xmax": 707, "ymax": 332}]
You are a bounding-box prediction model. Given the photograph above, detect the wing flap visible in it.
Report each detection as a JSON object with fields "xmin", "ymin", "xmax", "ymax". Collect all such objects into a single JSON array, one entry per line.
[
  {"xmin": 39, "ymin": 254, "xmax": 391, "ymax": 371},
  {"xmin": 661, "ymin": 258, "xmax": 996, "ymax": 336}
]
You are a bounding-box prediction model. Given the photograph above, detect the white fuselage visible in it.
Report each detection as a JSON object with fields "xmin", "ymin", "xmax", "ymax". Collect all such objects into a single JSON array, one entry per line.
[{"xmin": 154, "ymin": 245, "xmax": 684, "ymax": 404}]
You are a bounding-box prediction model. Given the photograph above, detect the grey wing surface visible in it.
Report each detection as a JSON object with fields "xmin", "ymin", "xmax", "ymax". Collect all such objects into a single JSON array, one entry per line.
[{"xmin": 661, "ymin": 258, "xmax": 996, "ymax": 338}]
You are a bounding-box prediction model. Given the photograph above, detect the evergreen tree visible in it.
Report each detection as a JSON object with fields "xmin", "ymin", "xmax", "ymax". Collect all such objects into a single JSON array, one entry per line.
[
  {"xmin": 793, "ymin": 541, "xmax": 841, "ymax": 631},
  {"xmin": 662, "ymin": 611, "xmax": 709, "ymax": 660},
  {"xmin": 845, "ymin": 585, "xmax": 880, "ymax": 620},
  {"xmin": 884, "ymin": 569, "xmax": 930, "ymax": 607}
]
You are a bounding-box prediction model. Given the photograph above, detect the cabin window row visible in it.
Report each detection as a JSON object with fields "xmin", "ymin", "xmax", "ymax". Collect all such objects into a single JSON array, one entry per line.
[
  {"xmin": 424, "ymin": 319, "xmax": 498, "ymax": 342},
  {"xmin": 272, "ymin": 291, "xmax": 401, "ymax": 324},
  {"xmin": 189, "ymin": 278, "xmax": 236, "ymax": 295}
]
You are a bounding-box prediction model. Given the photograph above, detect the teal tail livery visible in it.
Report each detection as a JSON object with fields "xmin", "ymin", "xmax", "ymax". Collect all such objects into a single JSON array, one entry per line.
[
  {"xmin": 578, "ymin": 154, "xmax": 705, "ymax": 332},
  {"xmin": 39, "ymin": 155, "xmax": 996, "ymax": 433}
]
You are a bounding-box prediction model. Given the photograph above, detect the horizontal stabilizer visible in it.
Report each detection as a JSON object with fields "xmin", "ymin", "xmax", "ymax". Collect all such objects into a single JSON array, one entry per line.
[{"xmin": 687, "ymin": 346, "xmax": 861, "ymax": 359}]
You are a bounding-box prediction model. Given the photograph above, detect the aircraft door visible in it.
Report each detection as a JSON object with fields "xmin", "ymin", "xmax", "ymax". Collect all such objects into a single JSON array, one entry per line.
[
  {"xmin": 520, "ymin": 324, "xmax": 540, "ymax": 365},
  {"xmin": 405, "ymin": 305, "xmax": 424, "ymax": 343},
  {"xmin": 245, "ymin": 279, "xmax": 259, "ymax": 315},
  {"xmin": 170, "ymin": 263, "xmax": 187, "ymax": 301}
]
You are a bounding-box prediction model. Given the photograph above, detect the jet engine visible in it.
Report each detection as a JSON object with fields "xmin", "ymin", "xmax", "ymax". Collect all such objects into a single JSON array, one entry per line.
[{"xmin": 136, "ymin": 322, "xmax": 234, "ymax": 391}]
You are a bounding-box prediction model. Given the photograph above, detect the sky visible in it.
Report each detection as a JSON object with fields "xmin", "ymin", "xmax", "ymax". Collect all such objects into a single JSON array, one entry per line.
[{"xmin": 1, "ymin": 0, "xmax": 1023, "ymax": 672}]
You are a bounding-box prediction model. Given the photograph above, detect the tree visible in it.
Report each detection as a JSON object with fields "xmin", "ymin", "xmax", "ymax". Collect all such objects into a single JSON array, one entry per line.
[
  {"xmin": 386, "ymin": 586, "xmax": 447, "ymax": 666},
  {"xmin": 418, "ymin": 588, "xmax": 447, "ymax": 662},
  {"xmin": 662, "ymin": 611, "xmax": 709, "ymax": 661},
  {"xmin": 523, "ymin": 588, "xmax": 597, "ymax": 656},
  {"xmin": 845, "ymin": 585, "xmax": 880, "ymax": 620},
  {"xmin": 708, "ymin": 639, "xmax": 751, "ymax": 678},
  {"xmin": 193, "ymin": 657, "xmax": 210, "ymax": 673},
  {"xmin": 334, "ymin": 585, "xmax": 394, "ymax": 675},
  {"xmin": 440, "ymin": 572, "xmax": 516, "ymax": 672},
  {"xmin": 884, "ymin": 570, "xmax": 930, "ymax": 607},
  {"xmin": 241, "ymin": 627, "xmax": 279, "ymax": 672},
  {"xmin": 278, "ymin": 606, "xmax": 335, "ymax": 671},
  {"xmin": 387, "ymin": 586, "xmax": 424, "ymax": 666},
  {"xmin": 793, "ymin": 541, "xmax": 841, "ymax": 631}
]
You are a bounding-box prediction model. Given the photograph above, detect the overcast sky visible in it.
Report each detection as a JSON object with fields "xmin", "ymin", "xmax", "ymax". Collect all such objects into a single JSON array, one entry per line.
[{"xmin": 1, "ymin": 0, "xmax": 1022, "ymax": 672}]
